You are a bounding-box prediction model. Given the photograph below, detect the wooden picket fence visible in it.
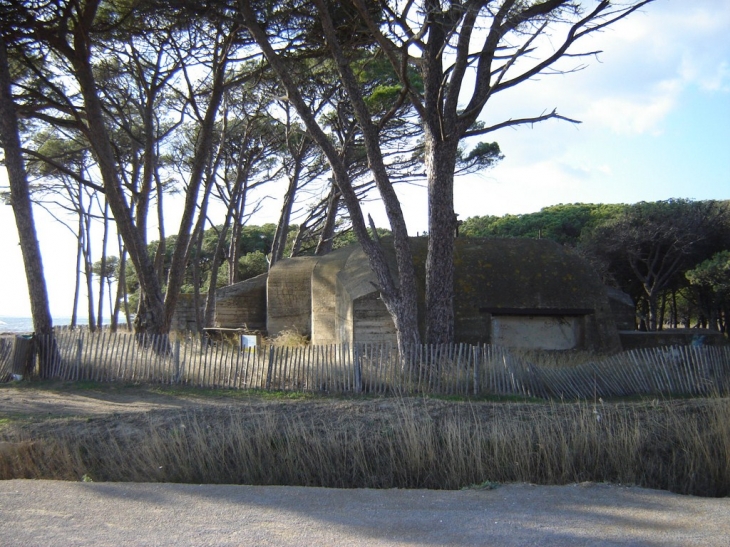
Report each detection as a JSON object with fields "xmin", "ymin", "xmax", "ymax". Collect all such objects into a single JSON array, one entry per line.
[{"xmin": 3, "ymin": 330, "xmax": 730, "ymax": 399}]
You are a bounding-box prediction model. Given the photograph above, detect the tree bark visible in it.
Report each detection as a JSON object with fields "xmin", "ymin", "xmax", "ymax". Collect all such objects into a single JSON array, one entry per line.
[
  {"xmin": 97, "ymin": 198, "xmax": 110, "ymax": 329},
  {"xmin": 82, "ymin": 206, "xmax": 96, "ymax": 332},
  {"xmin": 240, "ymin": 1, "xmax": 422, "ymax": 355},
  {"xmin": 423, "ymin": 133, "xmax": 459, "ymax": 343},
  {"xmin": 71, "ymin": 202, "xmax": 83, "ymax": 328},
  {"xmin": 161, "ymin": 27, "xmax": 236, "ymax": 332},
  {"xmin": 60, "ymin": 9, "xmax": 166, "ymax": 335},
  {"xmin": 270, "ymin": 168, "xmax": 300, "ymax": 267},
  {"xmin": 314, "ymin": 187, "xmax": 340, "ymax": 256},
  {"xmin": 0, "ymin": 37, "xmax": 57, "ymax": 377}
]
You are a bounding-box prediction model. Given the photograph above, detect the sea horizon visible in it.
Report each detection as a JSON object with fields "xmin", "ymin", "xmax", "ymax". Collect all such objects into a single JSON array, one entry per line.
[{"xmin": 0, "ymin": 316, "xmax": 111, "ymax": 334}]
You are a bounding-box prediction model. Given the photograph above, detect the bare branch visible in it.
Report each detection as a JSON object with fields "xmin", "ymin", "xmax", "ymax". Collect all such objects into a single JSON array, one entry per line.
[{"xmin": 463, "ymin": 109, "xmax": 581, "ymax": 138}]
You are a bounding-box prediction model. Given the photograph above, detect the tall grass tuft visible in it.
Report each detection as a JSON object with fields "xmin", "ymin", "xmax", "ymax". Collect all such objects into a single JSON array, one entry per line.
[{"xmin": 2, "ymin": 397, "xmax": 729, "ymax": 497}]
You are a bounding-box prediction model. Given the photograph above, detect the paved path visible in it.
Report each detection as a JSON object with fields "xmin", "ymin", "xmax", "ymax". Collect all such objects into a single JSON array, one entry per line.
[{"xmin": 1, "ymin": 480, "xmax": 728, "ymax": 546}]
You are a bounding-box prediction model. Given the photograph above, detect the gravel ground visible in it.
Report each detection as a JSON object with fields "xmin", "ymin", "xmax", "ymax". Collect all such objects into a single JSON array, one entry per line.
[{"xmin": 1, "ymin": 480, "xmax": 730, "ymax": 546}]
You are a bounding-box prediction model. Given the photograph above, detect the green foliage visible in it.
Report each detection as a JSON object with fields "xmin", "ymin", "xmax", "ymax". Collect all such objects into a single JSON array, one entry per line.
[
  {"xmin": 686, "ymin": 251, "xmax": 730, "ymax": 293},
  {"xmin": 332, "ymin": 227, "xmax": 392, "ymax": 250},
  {"xmin": 462, "ymin": 141, "xmax": 503, "ymax": 168},
  {"xmin": 354, "ymin": 56, "xmax": 423, "ymax": 115},
  {"xmin": 238, "ymin": 250, "xmax": 268, "ymax": 280},
  {"xmin": 686, "ymin": 250, "xmax": 730, "ymax": 327},
  {"xmin": 123, "ymin": 223, "xmax": 294, "ymax": 307},
  {"xmin": 461, "ymin": 203, "xmax": 625, "ymax": 245},
  {"xmin": 92, "ymin": 256, "xmax": 119, "ymax": 280}
]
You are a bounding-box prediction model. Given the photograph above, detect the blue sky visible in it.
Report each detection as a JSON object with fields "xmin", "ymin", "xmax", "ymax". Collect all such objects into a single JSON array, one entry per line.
[{"xmin": 1, "ymin": 0, "xmax": 728, "ymax": 318}]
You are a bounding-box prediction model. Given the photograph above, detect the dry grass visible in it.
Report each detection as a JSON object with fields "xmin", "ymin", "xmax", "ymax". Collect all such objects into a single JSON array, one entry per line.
[
  {"xmin": 265, "ymin": 329, "xmax": 310, "ymax": 347},
  {"xmin": 1, "ymin": 394, "xmax": 729, "ymax": 497},
  {"xmin": 509, "ymin": 348, "xmax": 600, "ymax": 368}
]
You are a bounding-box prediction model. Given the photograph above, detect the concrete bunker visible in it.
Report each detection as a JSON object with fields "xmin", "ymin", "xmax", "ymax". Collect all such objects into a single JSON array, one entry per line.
[{"xmin": 214, "ymin": 237, "xmax": 623, "ymax": 352}]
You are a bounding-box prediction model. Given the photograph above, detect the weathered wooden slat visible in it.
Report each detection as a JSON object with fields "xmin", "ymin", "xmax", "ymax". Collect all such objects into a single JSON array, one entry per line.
[{"xmin": 34, "ymin": 335, "xmax": 730, "ymax": 401}]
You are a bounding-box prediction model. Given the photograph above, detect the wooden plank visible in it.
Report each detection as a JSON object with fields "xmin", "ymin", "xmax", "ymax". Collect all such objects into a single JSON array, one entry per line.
[{"xmin": 92, "ymin": 331, "xmax": 103, "ymax": 382}]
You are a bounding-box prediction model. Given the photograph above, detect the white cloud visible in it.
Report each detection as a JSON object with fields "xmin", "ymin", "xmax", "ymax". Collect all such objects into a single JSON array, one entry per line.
[
  {"xmin": 494, "ymin": 1, "xmax": 730, "ymax": 137},
  {"xmin": 584, "ymin": 87, "xmax": 677, "ymax": 135}
]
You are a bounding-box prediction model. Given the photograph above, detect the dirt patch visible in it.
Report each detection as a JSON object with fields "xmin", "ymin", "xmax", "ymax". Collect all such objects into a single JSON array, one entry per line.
[{"xmin": 0, "ymin": 383, "xmax": 245, "ymax": 417}]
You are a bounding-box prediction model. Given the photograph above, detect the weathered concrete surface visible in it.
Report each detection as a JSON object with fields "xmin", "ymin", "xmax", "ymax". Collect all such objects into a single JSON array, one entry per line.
[
  {"xmin": 262, "ymin": 237, "xmax": 622, "ymax": 350},
  {"xmin": 214, "ymin": 273, "xmax": 268, "ymax": 331},
  {"xmin": 311, "ymin": 247, "xmax": 352, "ymax": 345},
  {"xmin": 1, "ymin": 480, "xmax": 728, "ymax": 546},
  {"xmin": 267, "ymin": 257, "xmax": 319, "ymax": 337}
]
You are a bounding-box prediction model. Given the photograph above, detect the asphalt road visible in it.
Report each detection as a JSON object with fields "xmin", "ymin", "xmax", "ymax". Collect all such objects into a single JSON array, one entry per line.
[{"xmin": 1, "ymin": 480, "xmax": 728, "ymax": 546}]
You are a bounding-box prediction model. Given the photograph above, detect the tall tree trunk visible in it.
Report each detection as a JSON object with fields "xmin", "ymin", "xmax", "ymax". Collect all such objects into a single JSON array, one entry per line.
[
  {"xmin": 161, "ymin": 28, "xmax": 237, "ymax": 332},
  {"xmin": 82, "ymin": 207, "xmax": 96, "ymax": 332},
  {"xmin": 423, "ymin": 134, "xmax": 458, "ymax": 343},
  {"xmin": 203, "ymin": 217, "xmax": 232, "ymax": 328},
  {"xmin": 0, "ymin": 37, "xmax": 57, "ymax": 377},
  {"xmin": 203, "ymin": 180, "xmax": 241, "ymax": 328},
  {"xmin": 96, "ymin": 198, "xmax": 110, "ymax": 329},
  {"xmin": 111, "ymin": 236, "xmax": 128, "ymax": 332},
  {"xmin": 189, "ymin": 174, "xmax": 215, "ymax": 332},
  {"xmin": 71, "ymin": 201, "xmax": 83, "ymax": 328},
  {"xmin": 228, "ymin": 177, "xmax": 248, "ymax": 286},
  {"xmin": 646, "ymin": 287, "xmax": 659, "ymax": 331},
  {"xmin": 66, "ymin": 25, "xmax": 166, "ymax": 336},
  {"xmin": 153, "ymin": 171, "xmax": 167, "ymax": 285}
]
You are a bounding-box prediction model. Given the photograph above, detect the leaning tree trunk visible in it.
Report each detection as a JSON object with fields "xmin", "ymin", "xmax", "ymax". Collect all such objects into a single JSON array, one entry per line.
[
  {"xmin": 0, "ymin": 37, "xmax": 59, "ymax": 377},
  {"xmin": 68, "ymin": 36, "xmax": 166, "ymax": 337},
  {"xmin": 315, "ymin": 187, "xmax": 340, "ymax": 256},
  {"xmin": 270, "ymin": 169, "xmax": 300, "ymax": 267},
  {"xmin": 241, "ymin": 1, "xmax": 422, "ymax": 358}
]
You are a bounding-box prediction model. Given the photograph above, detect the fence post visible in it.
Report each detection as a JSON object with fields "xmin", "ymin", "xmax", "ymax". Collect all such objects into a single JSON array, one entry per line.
[
  {"xmin": 174, "ymin": 339, "xmax": 181, "ymax": 383},
  {"xmin": 265, "ymin": 346, "xmax": 275, "ymax": 390},
  {"xmin": 75, "ymin": 336, "xmax": 83, "ymax": 381},
  {"xmin": 473, "ymin": 345, "xmax": 479, "ymax": 396},
  {"xmin": 354, "ymin": 344, "xmax": 362, "ymax": 393}
]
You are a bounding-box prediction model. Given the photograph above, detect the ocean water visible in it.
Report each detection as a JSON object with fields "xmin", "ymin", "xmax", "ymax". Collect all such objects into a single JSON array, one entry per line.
[{"xmin": 0, "ymin": 316, "xmax": 97, "ymax": 334}]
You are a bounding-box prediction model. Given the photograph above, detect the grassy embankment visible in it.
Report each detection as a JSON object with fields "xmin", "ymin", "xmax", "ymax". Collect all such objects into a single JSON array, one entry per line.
[{"xmin": 1, "ymin": 381, "xmax": 729, "ymax": 497}]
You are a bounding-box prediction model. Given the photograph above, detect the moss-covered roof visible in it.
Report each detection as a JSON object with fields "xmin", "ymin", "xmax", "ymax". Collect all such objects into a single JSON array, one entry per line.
[{"xmin": 333, "ymin": 236, "xmax": 608, "ymax": 308}]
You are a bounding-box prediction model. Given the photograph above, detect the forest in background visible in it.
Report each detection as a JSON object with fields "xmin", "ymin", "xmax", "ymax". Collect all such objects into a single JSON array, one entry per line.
[{"xmin": 102, "ymin": 199, "xmax": 728, "ymax": 335}]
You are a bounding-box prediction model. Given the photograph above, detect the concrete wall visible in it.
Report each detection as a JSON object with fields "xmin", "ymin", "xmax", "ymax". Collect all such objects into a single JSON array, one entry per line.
[
  {"xmin": 267, "ymin": 257, "xmax": 319, "ymax": 338},
  {"xmin": 353, "ymin": 293, "xmax": 398, "ymax": 346},
  {"xmin": 445, "ymin": 238, "xmax": 622, "ymax": 352},
  {"xmin": 170, "ymin": 293, "xmax": 202, "ymax": 332},
  {"xmin": 214, "ymin": 273, "xmax": 267, "ymax": 331},
  {"xmin": 311, "ymin": 248, "xmax": 352, "ymax": 345},
  {"xmin": 335, "ymin": 245, "xmax": 396, "ymax": 346},
  {"xmin": 255, "ymin": 237, "xmax": 623, "ymax": 352},
  {"xmin": 491, "ymin": 315, "xmax": 582, "ymax": 350}
]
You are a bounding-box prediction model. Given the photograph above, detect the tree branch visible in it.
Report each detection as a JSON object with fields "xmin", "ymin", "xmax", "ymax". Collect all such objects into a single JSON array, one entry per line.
[{"xmin": 463, "ymin": 109, "xmax": 581, "ymax": 137}]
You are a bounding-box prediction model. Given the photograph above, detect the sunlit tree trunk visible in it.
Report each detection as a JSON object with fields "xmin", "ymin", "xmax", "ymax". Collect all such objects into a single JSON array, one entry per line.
[
  {"xmin": 0, "ymin": 37, "xmax": 57, "ymax": 376},
  {"xmin": 96, "ymin": 198, "xmax": 110, "ymax": 329}
]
